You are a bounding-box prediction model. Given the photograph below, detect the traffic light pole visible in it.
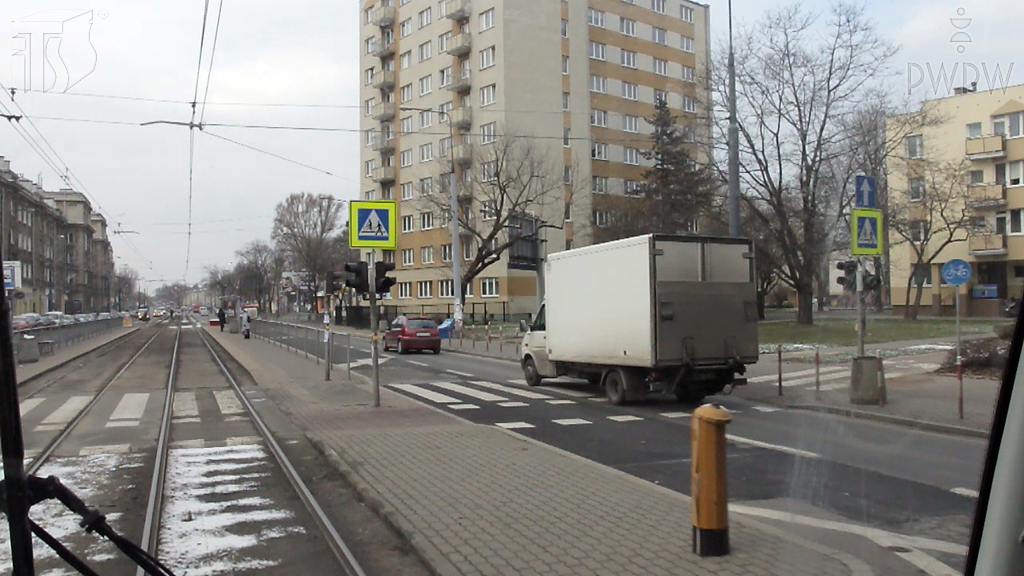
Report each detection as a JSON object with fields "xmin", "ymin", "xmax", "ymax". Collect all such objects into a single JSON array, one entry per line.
[
  {"xmin": 369, "ymin": 275, "xmax": 380, "ymax": 408},
  {"xmin": 856, "ymin": 257, "xmax": 866, "ymax": 358}
]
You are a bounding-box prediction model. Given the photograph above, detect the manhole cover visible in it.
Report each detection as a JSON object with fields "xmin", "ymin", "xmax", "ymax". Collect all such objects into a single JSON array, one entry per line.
[{"xmin": 886, "ymin": 545, "xmax": 913, "ymax": 553}]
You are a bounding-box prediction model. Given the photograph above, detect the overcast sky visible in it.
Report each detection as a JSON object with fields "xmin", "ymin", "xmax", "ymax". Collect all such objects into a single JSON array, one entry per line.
[{"xmin": 1, "ymin": 0, "xmax": 1018, "ymax": 291}]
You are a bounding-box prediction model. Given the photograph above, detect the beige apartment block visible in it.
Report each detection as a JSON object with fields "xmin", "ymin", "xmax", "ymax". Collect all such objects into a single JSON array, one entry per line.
[
  {"xmin": 359, "ymin": 0, "xmax": 710, "ymax": 321},
  {"xmin": 888, "ymin": 83, "xmax": 1024, "ymax": 317}
]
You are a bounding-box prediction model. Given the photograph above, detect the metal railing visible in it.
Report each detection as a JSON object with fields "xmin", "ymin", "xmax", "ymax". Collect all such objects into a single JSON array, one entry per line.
[
  {"xmin": 249, "ymin": 318, "xmax": 353, "ymax": 380},
  {"xmin": 14, "ymin": 317, "xmax": 126, "ymax": 356}
]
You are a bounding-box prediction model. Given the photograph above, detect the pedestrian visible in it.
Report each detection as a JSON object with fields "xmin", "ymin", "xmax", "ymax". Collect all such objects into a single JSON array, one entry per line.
[
  {"xmin": 217, "ymin": 307, "xmax": 227, "ymax": 332},
  {"xmin": 241, "ymin": 310, "xmax": 251, "ymax": 339}
]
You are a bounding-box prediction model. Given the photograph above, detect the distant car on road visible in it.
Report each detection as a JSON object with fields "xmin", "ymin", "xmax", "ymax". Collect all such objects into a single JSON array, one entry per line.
[
  {"xmin": 97, "ymin": 312, "xmax": 112, "ymax": 320},
  {"xmin": 137, "ymin": 308, "xmax": 150, "ymax": 322},
  {"xmin": 383, "ymin": 316, "xmax": 441, "ymax": 355},
  {"xmin": 199, "ymin": 306, "xmax": 209, "ymax": 316}
]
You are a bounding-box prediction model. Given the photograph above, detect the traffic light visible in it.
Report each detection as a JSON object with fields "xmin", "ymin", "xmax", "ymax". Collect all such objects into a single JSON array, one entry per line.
[
  {"xmin": 863, "ymin": 271, "xmax": 882, "ymax": 292},
  {"xmin": 326, "ymin": 271, "xmax": 346, "ymax": 294},
  {"xmin": 836, "ymin": 260, "xmax": 858, "ymax": 291},
  {"xmin": 344, "ymin": 262, "xmax": 369, "ymax": 293},
  {"xmin": 375, "ymin": 261, "xmax": 397, "ymax": 294}
]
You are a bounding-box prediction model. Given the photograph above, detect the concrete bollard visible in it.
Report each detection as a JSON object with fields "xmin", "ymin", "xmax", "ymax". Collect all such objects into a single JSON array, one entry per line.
[
  {"xmin": 691, "ymin": 404, "xmax": 732, "ymax": 557},
  {"xmin": 17, "ymin": 335, "xmax": 40, "ymax": 364}
]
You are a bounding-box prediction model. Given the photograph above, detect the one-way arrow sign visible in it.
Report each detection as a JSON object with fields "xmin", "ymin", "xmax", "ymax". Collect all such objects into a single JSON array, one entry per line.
[{"xmin": 855, "ymin": 175, "xmax": 877, "ymax": 209}]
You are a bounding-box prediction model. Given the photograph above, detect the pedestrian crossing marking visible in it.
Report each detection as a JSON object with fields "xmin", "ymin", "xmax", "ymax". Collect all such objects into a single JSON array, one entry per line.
[
  {"xmin": 430, "ymin": 381, "xmax": 508, "ymax": 402},
  {"xmin": 79, "ymin": 444, "xmax": 131, "ymax": 456},
  {"xmin": 548, "ymin": 388, "xmax": 594, "ymax": 398},
  {"xmin": 497, "ymin": 401, "xmax": 529, "ymax": 408},
  {"xmin": 496, "ymin": 422, "xmax": 534, "ymax": 430},
  {"xmin": 607, "ymin": 415, "xmax": 643, "ymax": 422},
  {"xmin": 546, "ymin": 399, "xmax": 576, "ymax": 405},
  {"xmin": 660, "ymin": 412, "xmax": 691, "ymax": 418},
  {"xmin": 553, "ymin": 418, "xmax": 591, "ymax": 426},
  {"xmin": 106, "ymin": 393, "xmax": 149, "ymax": 428},
  {"xmin": 40, "ymin": 396, "xmax": 91, "ymax": 426},
  {"xmin": 173, "ymin": 417, "xmax": 201, "ymax": 423},
  {"xmin": 470, "ymin": 380, "xmax": 551, "ymax": 400},
  {"xmin": 213, "ymin": 390, "xmax": 244, "ymax": 415},
  {"xmin": 20, "ymin": 398, "xmax": 44, "ymax": 417},
  {"xmin": 748, "ymin": 366, "xmax": 846, "ymax": 384},
  {"xmin": 450, "ymin": 404, "xmax": 480, "ymax": 410},
  {"xmin": 752, "ymin": 406, "xmax": 782, "ymax": 413},
  {"xmin": 392, "ymin": 384, "xmax": 460, "ymax": 404},
  {"xmin": 173, "ymin": 391, "xmax": 199, "ymax": 418}
]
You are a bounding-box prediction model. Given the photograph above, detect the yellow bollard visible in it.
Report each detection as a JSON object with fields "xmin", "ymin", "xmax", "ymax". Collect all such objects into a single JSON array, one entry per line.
[{"xmin": 691, "ymin": 403, "xmax": 732, "ymax": 557}]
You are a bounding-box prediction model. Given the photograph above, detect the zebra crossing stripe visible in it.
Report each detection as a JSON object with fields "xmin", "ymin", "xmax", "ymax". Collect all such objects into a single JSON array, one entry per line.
[
  {"xmin": 20, "ymin": 398, "xmax": 44, "ymax": 417},
  {"xmin": 469, "ymin": 380, "xmax": 551, "ymax": 400},
  {"xmin": 392, "ymin": 384, "xmax": 461, "ymax": 404},
  {"xmin": 430, "ymin": 381, "xmax": 508, "ymax": 402}
]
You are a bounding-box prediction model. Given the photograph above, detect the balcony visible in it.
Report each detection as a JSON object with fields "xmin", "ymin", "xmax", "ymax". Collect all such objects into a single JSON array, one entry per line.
[
  {"xmin": 452, "ymin": 144, "xmax": 473, "ymax": 167},
  {"xmin": 447, "ymin": 69, "xmax": 472, "ymax": 93},
  {"xmin": 372, "ymin": 101, "xmax": 397, "ymax": 121},
  {"xmin": 443, "ymin": 0, "xmax": 471, "ymax": 21},
  {"xmin": 965, "ymin": 135, "xmax": 1006, "ymax": 160},
  {"xmin": 445, "ymin": 33, "xmax": 471, "ymax": 57},
  {"xmin": 373, "ymin": 133, "xmax": 396, "ymax": 154},
  {"xmin": 968, "ymin": 233, "xmax": 1007, "ymax": 255},
  {"xmin": 370, "ymin": 38, "xmax": 395, "ymax": 59},
  {"xmin": 449, "ymin": 106, "xmax": 472, "ymax": 130},
  {"xmin": 372, "ymin": 165, "xmax": 396, "ymax": 183},
  {"xmin": 372, "ymin": 70, "xmax": 395, "ymax": 91},
  {"xmin": 967, "ymin": 183, "xmax": 1006, "ymax": 208},
  {"xmin": 370, "ymin": 5, "xmax": 397, "ymax": 27}
]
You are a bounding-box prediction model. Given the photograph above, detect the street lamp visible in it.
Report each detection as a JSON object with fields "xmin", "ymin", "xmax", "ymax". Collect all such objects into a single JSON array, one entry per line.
[
  {"xmin": 727, "ymin": 0, "xmax": 741, "ymax": 238},
  {"xmin": 399, "ymin": 105, "xmax": 463, "ymax": 329}
]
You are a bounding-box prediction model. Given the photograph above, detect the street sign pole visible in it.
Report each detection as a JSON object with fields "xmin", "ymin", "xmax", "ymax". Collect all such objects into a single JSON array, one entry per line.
[
  {"xmin": 856, "ymin": 257, "xmax": 865, "ymax": 358},
  {"xmin": 956, "ymin": 283, "xmax": 963, "ymax": 420},
  {"xmin": 369, "ymin": 251, "xmax": 380, "ymax": 408}
]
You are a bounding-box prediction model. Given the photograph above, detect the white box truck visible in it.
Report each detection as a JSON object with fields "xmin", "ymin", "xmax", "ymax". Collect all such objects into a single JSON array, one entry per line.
[{"xmin": 519, "ymin": 234, "xmax": 759, "ymax": 404}]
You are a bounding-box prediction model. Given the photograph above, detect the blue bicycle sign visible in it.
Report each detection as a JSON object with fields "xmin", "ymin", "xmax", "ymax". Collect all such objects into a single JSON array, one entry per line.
[{"xmin": 941, "ymin": 259, "xmax": 972, "ymax": 286}]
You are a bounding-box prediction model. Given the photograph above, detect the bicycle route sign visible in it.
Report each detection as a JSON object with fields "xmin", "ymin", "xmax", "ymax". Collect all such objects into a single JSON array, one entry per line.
[{"xmin": 941, "ymin": 259, "xmax": 972, "ymax": 286}]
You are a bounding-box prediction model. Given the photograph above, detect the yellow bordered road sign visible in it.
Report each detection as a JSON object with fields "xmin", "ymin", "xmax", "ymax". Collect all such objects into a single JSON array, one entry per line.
[
  {"xmin": 851, "ymin": 208, "xmax": 883, "ymax": 255},
  {"xmin": 349, "ymin": 201, "xmax": 397, "ymax": 249}
]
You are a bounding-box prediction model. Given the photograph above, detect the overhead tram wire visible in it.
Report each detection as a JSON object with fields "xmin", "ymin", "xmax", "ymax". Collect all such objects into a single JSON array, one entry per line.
[
  {"xmin": 183, "ymin": 0, "xmax": 215, "ymax": 283},
  {"xmin": 202, "ymin": 131, "xmax": 348, "ymax": 181}
]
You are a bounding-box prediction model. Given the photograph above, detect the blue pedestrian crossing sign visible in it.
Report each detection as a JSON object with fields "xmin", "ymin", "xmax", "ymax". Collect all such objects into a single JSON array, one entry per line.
[
  {"xmin": 855, "ymin": 175, "xmax": 877, "ymax": 208},
  {"xmin": 851, "ymin": 208, "xmax": 883, "ymax": 255},
  {"xmin": 349, "ymin": 200, "xmax": 397, "ymax": 249}
]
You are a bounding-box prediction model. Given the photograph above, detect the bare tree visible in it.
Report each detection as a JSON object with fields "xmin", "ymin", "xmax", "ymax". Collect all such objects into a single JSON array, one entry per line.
[
  {"xmin": 711, "ymin": 2, "xmax": 899, "ymax": 324},
  {"xmin": 889, "ymin": 159, "xmax": 972, "ymax": 319},
  {"xmin": 235, "ymin": 240, "xmax": 284, "ymax": 312},
  {"xmin": 205, "ymin": 266, "xmax": 235, "ymax": 300},
  {"xmin": 423, "ymin": 133, "xmax": 569, "ymax": 303},
  {"xmin": 271, "ymin": 193, "xmax": 343, "ymax": 315},
  {"xmin": 154, "ymin": 282, "xmax": 189, "ymax": 306},
  {"xmin": 113, "ymin": 265, "xmax": 139, "ymax": 311}
]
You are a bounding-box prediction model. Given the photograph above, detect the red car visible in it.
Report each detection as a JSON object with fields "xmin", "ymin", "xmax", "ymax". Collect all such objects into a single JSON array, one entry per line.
[{"xmin": 383, "ymin": 316, "xmax": 441, "ymax": 354}]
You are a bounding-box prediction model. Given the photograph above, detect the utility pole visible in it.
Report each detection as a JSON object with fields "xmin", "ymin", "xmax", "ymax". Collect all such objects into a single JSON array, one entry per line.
[
  {"xmin": 726, "ymin": 0, "xmax": 741, "ymax": 238},
  {"xmin": 369, "ymin": 256, "xmax": 380, "ymax": 408},
  {"xmin": 856, "ymin": 258, "xmax": 865, "ymax": 357}
]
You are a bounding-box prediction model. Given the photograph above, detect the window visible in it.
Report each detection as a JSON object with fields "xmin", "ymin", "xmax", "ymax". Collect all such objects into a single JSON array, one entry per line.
[
  {"xmin": 682, "ymin": 126, "xmax": 695, "ymax": 142},
  {"xmin": 563, "ymin": 92, "xmax": 570, "ymax": 111},
  {"xmin": 438, "ymin": 100, "xmax": 452, "ymax": 118},
  {"xmin": 419, "ymin": 143, "xmax": 433, "ymax": 162},
  {"xmin": 365, "ymin": 129, "xmax": 374, "ymax": 146},
  {"xmin": 653, "ymin": 58, "xmax": 668, "ymax": 75},
  {"xmin": 418, "ymin": 8, "xmax": 431, "ymax": 28},
  {"xmin": 623, "ymin": 115, "xmax": 638, "ymax": 132},
  {"xmin": 419, "ymin": 110, "xmax": 433, "ymax": 129},
  {"xmin": 421, "ymin": 246, "xmax": 434, "ymax": 263},
  {"xmin": 480, "ymin": 278, "xmax": 499, "ymax": 297},
  {"xmin": 622, "ymin": 82, "xmax": 638, "ymax": 100},
  {"xmin": 364, "ymin": 159, "xmax": 376, "ymax": 177},
  {"xmin": 966, "ymin": 122, "xmax": 983, "ymax": 138},
  {"xmin": 364, "ymin": 67, "xmax": 375, "ymax": 85},
  {"xmin": 400, "ymin": 84, "xmax": 413, "ymax": 102},
  {"xmin": 563, "ymin": 128, "xmax": 571, "ymax": 147},
  {"xmin": 439, "ymin": 66, "xmax": 452, "ymax": 87},
  {"xmin": 905, "ymin": 135, "xmax": 924, "ymax": 159},
  {"xmin": 621, "ymin": 50, "xmax": 637, "ymax": 68},
  {"xmin": 435, "ymin": 32, "xmax": 450, "ymax": 53},
  {"xmin": 439, "ymin": 136, "xmax": 452, "ymax": 156},
  {"xmin": 438, "ymin": 279, "xmax": 454, "ymax": 298},
  {"xmin": 401, "ymin": 182, "xmax": 413, "ymax": 199},
  {"xmin": 418, "ymin": 176, "xmax": 433, "ymax": 195},
  {"xmin": 624, "ymin": 180, "xmax": 642, "ymax": 196},
  {"xmin": 481, "ymin": 161, "xmax": 497, "ymax": 182},
  {"xmin": 402, "ymin": 215, "xmax": 414, "ymax": 233},
  {"xmin": 382, "ymin": 185, "xmax": 393, "ymax": 200},
  {"xmin": 651, "ymin": 0, "xmax": 666, "ymax": 13},
  {"xmin": 480, "ymin": 46, "xmax": 496, "ymax": 69},
  {"xmin": 398, "ymin": 282, "xmax": 412, "ymax": 299},
  {"xmin": 419, "ymin": 75, "xmax": 432, "ymax": 95},
  {"xmin": 400, "ymin": 18, "xmax": 412, "ymax": 36},
  {"xmin": 1002, "ymin": 160, "xmax": 1024, "ymax": 186},
  {"xmin": 400, "ymin": 149, "xmax": 413, "ymax": 167},
  {"xmin": 364, "ymin": 7, "xmax": 373, "ymax": 24},
  {"xmin": 624, "ymin": 148, "xmax": 640, "ymax": 165},
  {"xmin": 441, "ymin": 243, "xmax": 453, "ymax": 262},
  {"xmin": 480, "ymin": 84, "xmax": 496, "ymax": 106},
  {"xmin": 993, "ymin": 112, "xmax": 1024, "ymax": 137},
  {"xmin": 481, "ymin": 122, "xmax": 497, "ymax": 143},
  {"xmin": 563, "ymin": 166, "xmax": 572, "ymax": 183},
  {"xmin": 564, "ymin": 202, "xmax": 572, "ymax": 221},
  {"xmin": 590, "ymin": 75, "xmax": 606, "ymax": 93},
  {"xmin": 654, "ymin": 89, "xmax": 668, "ymax": 104},
  {"xmin": 417, "ymin": 281, "xmax": 433, "ymax": 299},
  {"xmin": 682, "ymin": 95, "xmax": 696, "ymax": 112},
  {"xmin": 400, "ymin": 115, "xmax": 413, "ymax": 134},
  {"xmin": 619, "ymin": 17, "xmax": 635, "ymax": 36},
  {"xmin": 681, "ymin": 65, "xmax": 695, "ymax": 82},
  {"xmin": 418, "ymin": 41, "xmax": 432, "ymax": 62},
  {"xmin": 592, "ymin": 142, "xmax": 608, "ymax": 160},
  {"xmin": 419, "ymin": 212, "xmax": 433, "ymax": 230},
  {"xmin": 399, "ymin": 51, "xmax": 412, "ymax": 69},
  {"xmin": 561, "ymin": 19, "xmax": 568, "ymax": 38},
  {"xmin": 401, "ymin": 248, "xmax": 414, "ymax": 265},
  {"xmin": 480, "ymin": 8, "xmax": 494, "ymax": 31},
  {"xmin": 364, "ymin": 37, "xmax": 375, "ymax": 54},
  {"xmin": 364, "ymin": 97, "xmax": 376, "ymax": 116},
  {"xmin": 681, "ymin": 36, "xmax": 694, "ymax": 52},
  {"xmin": 969, "ymin": 170, "xmax": 985, "ymax": 185},
  {"xmin": 587, "ymin": 9, "xmax": 605, "ymax": 27},
  {"xmin": 652, "ymin": 27, "xmax": 667, "ymax": 45},
  {"xmin": 592, "ymin": 176, "xmax": 609, "ymax": 193},
  {"xmin": 591, "ymin": 109, "xmax": 608, "ymax": 127},
  {"xmin": 681, "ymin": 5, "xmax": 694, "ymax": 21},
  {"xmin": 908, "ymin": 177, "xmax": 925, "ymax": 200},
  {"xmin": 1012, "ymin": 209, "xmax": 1024, "ymax": 235},
  {"xmin": 562, "ymin": 55, "xmax": 569, "ymax": 75},
  {"xmin": 463, "ymin": 241, "xmax": 474, "ymax": 262},
  {"xmin": 589, "ymin": 42, "xmax": 606, "ymax": 61},
  {"xmin": 593, "ymin": 210, "xmax": 610, "ymax": 227},
  {"xmin": 481, "ymin": 200, "xmax": 497, "ymax": 220}
]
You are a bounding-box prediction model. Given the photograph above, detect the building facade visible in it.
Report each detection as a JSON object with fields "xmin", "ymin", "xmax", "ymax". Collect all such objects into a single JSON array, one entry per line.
[
  {"xmin": 888, "ymin": 83, "xmax": 1024, "ymax": 316},
  {"xmin": 358, "ymin": 0, "xmax": 710, "ymax": 321}
]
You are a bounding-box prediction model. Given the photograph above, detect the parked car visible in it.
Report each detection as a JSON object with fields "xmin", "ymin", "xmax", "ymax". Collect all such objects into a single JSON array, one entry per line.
[
  {"xmin": 43, "ymin": 311, "xmax": 67, "ymax": 326},
  {"xmin": 97, "ymin": 312, "xmax": 112, "ymax": 320},
  {"xmin": 74, "ymin": 314, "xmax": 89, "ymax": 323},
  {"xmin": 383, "ymin": 316, "xmax": 441, "ymax": 354},
  {"xmin": 199, "ymin": 306, "xmax": 209, "ymax": 316},
  {"xmin": 12, "ymin": 314, "xmax": 36, "ymax": 331}
]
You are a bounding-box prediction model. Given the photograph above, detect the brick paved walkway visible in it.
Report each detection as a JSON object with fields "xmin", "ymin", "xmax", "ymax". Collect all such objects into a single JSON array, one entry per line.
[{"xmin": 207, "ymin": 326, "xmax": 869, "ymax": 576}]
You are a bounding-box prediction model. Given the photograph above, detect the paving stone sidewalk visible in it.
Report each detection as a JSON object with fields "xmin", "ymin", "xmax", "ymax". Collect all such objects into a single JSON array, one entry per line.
[{"xmin": 207, "ymin": 326, "xmax": 870, "ymax": 576}]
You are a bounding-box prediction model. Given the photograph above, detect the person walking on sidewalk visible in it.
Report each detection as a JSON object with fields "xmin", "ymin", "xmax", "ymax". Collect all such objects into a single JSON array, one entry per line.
[
  {"xmin": 217, "ymin": 307, "xmax": 227, "ymax": 331},
  {"xmin": 241, "ymin": 310, "xmax": 251, "ymax": 339}
]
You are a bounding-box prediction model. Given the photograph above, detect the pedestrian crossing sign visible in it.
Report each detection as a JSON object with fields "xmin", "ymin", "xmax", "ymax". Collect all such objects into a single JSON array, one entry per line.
[
  {"xmin": 851, "ymin": 208, "xmax": 883, "ymax": 255},
  {"xmin": 349, "ymin": 201, "xmax": 397, "ymax": 249}
]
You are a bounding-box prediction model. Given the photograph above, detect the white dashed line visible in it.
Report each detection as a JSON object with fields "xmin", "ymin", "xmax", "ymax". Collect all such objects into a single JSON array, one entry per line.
[
  {"xmin": 496, "ymin": 422, "xmax": 535, "ymax": 429},
  {"xmin": 660, "ymin": 412, "xmax": 691, "ymax": 418},
  {"xmin": 407, "ymin": 360, "xmax": 429, "ymax": 367},
  {"xmin": 546, "ymin": 399, "xmax": 576, "ymax": 405},
  {"xmin": 950, "ymin": 487, "xmax": 979, "ymax": 498},
  {"xmin": 450, "ymin": 404, "xmax": 480, "ymax": 410},
  {"xmin": 751, "ymin": 406, "xmax": 782, "ymax": 413},
  {"xmin": 725, "ymin": 434, "xmax": 821, "ymax": 459},
  {"xmin": 497, "ymin": 401, "xmax": 529, "ymax": 408},
  {"xmin": 446, "ymin": 369, "xmax": 475, "ymax": 377},
  {"xmin": 553, "ymin": 418, "xmax": 591, "ymax": 426},
  {"xmin": 607, "ymin": 415, "xmax": 643, "ymax": 422}
]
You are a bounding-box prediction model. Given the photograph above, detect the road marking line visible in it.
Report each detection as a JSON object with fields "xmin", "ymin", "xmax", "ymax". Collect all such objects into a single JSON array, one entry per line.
[
  {"xmin": 79, "ymin": 444, "xmax": 130, "ymax": 456},
  {"xmin": 748, "ymin": 366, "xmax": 847, "ymax": 383},
  {"xmin": 497, "ymin": 401, "xmax": 529, "ymax": 408},
  {"xmin": 450, "ymin": 404, "xmax": 480, "ymax": 410},
  {"xmin": 496, "ymin": 422, "xmax": 535, "ymax": 429},
  {"xmin": 783, "ymin": 370, "xmax": 850, "ymax": 387},
  {"xmin": 172, "ymin": 392, "xmax": 199, "ymax": 418},
  {"xmin": 470, "ymin": 380, "xmax": 552, "ymax": 399},
  {"xmin": 660, "ymin": 412, "xmax": 691, "ymax": 418},
  {"xmin": 392, "ymin": 384, "xmax": 461, "ymax": 404},
  {"xmin": 552, "ymin": 418, "xmax": 591, "ymax": 426},
  {"xmin": 546, "ymin": 399, "xmax": 576, "ymax": 405},
  {"xmin": 607, "ymin": 415, "xmax": 643, "ymax": 422},
  {"xmin": 725, "ymin": 434, "xmax": 821, "ymax": 458},
  {"xmin": 407, "ymin": 360, "xmax": 429, "ymax": 367},
  {"xmin": 20, "ymin": 398, "xmax": 44, "ymax": 417},
  {"xmin": 549, "ymin": 388, "xmax": 593, "ymax": 398},
  {"xmin": 951, "ymin": 487, "xmax": 979, "ymax": 498},
  {"xmin": 226, "ymin": 436, "xmax": 261, "ymax": 446},
  {"xmin": 430, "ymin": 381, "xmax": 508, "ymax": 402},
  {"xmin": 445, "ymin": 369, "xmax": 475, "ymax": 377},
  {"xmin": 225, "ymin": 416, "xmax": 248, "ymax": 422},
  {"xmin": 751, "ymin": 406, "xmax": 781, "ymax": 413},
  {"xmin": 108, "ymin": 393, "xmax": 149, "ymax": 423},
  {"xmin": 720, "ymin": 407, "xmax": 742, "ymax": 414},
  {"xmin": 34, "ymin": 424, "xmax": 63, "ymax": 431},
  {"xmin": 106, "ymin": 420, "xmax": 140, "ymax": 428},
  {"xmin": 40, "ymin": 396, "xmax": 91, "ymax": 426},
  {"xmin": 171, "ymin": 439, "xmax": 206, "ymax": 449},
  {"xmin": 213, "ymin": 390, "xmax": 244, "ymax": 415},
  {"xmin": 506, "ymin": 379, "xmax": 525, "ymax": 385},
  {"xmin": 172, "ymin": 417, "xmax": 201, "ymax": 424}
]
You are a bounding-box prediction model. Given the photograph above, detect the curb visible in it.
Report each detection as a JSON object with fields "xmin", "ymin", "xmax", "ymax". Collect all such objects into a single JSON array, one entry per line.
[
  {"xmin": 440, "ymin": 342, "xmax": 518, "ymax": 363},
  {"xmin": 790, "ymin": 403, "xmax": 990, "ymax": 438},
  {"xmin": 18, "ymin": 326, "xmax": 141, "ymax": 387}
]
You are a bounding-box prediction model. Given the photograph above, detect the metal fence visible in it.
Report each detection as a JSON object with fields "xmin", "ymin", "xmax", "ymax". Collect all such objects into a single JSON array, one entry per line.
[
  {"xmin": 14, "ymin": 317, "xmax": 126, "ymax": 357},
  {"xmin": 249, "ymin": 318, "xmax": 355, "ymax": 379}
]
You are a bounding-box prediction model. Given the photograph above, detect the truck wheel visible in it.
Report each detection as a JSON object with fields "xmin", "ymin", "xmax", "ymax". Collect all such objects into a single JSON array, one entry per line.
[
  {"xmin": 605, "ymin": 370, "xmax": 627, "ymax": 406},
  {"xmin": 523, "ymin": 357, "xmax": 543, "ymax": 387}
]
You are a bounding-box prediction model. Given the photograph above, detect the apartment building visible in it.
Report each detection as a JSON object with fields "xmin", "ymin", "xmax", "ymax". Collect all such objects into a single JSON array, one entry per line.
[
  {"xmin": 888, "ymin": 83, "xmax": 1024, "ymax": 316},
  {"xmin": 359, "ymin": 0, "xmax": 710, "ymax": 320}
]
